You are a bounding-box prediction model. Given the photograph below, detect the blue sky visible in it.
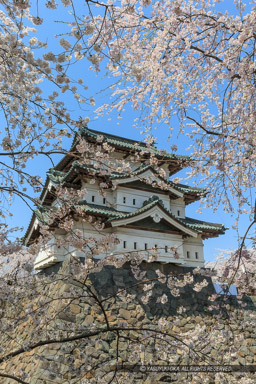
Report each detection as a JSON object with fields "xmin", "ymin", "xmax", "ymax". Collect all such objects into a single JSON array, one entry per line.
[{"xmin": 3, "ymin": 0, "xmax": 256, "ymax": 261}]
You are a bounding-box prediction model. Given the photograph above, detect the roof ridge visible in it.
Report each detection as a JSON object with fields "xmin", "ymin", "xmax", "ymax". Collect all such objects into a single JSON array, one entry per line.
[{"xmin": 79, "ymin": 126, "xmax": 149, "ymax": 147}]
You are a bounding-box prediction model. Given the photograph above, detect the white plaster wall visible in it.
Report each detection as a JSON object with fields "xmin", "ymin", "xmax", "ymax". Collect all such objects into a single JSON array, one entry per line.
[
  {"xmin": 82, "ymin": 179, "xmax": 186, "ymax": 220},
  {"xmin": 81, "ymin": 182, "xmax": 115, "ymax": 207},
  {"xmin": 182, "ymin": 236, "xmax": 204, "ymax": 267},
  {"xmin": 88, "ymin": 150, "xmax": 139, "ymax": 172},
  {"xmin": 34, "ymin": 225, "xmax": 205, "ymax": 269},
  {"xmin": 115, "ymin": 186, "xmax": 171, "ymax": 212},
  {"xmin": 111, "ymin": 227, "xmax": 185, "ymax": 264},
  {"xmin": 170, "ymin": 198, "xmax": 186, "ymax": 218},
  {"xmin": 34, "ymin": 237, "xmax": 70, "ymax": 269},
  {"xmin": 34, "ymin": 223, "xmax": 114, "ymax": 269}
]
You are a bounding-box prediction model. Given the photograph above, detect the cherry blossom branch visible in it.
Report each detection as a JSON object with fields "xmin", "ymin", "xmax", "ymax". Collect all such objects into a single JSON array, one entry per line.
[
  {"xmin": 228, "ymin": 201, "xmax": 256, "ymax": 288},
  {"xmin": 185, "ymin": 114, "xmax": 221, "ymax": 136}
]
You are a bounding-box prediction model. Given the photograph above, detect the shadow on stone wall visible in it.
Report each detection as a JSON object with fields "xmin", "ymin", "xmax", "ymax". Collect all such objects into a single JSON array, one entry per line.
[{"xmin": 43, "ymin": 259, "xmax": 255, "ymax": 319}]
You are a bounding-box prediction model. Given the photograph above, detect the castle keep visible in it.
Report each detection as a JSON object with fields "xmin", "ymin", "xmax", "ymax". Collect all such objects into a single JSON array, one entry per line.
[{"xmin": 24, "ymin": 127, "xmax": 226, "ymax": 269}]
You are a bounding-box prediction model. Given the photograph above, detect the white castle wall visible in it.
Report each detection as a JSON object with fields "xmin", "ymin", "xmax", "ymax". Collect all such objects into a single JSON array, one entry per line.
[{"xmin": 34, "ymin": 221, "xmax": 205, "ymax": 269}]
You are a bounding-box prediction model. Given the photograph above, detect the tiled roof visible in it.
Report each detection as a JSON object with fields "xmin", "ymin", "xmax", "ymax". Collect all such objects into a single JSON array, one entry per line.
[
  {"xmin": 47, "ymin": 169, "xmax": 66, "ymax": 183},
  {"xmin": 110, "ymin": 165, "xmax": 205, "ymax": 195},
  {"xmin": 77, "ymin": 201, "xmax": 122, "ymax": 218},
  {"xmin": 47, "ymin": 163, "xmax": 205, "ymax": 197},
  {"xmin": 78, "ymin": 196, "xmax": 225, "ymax": 234},
  {"xmin": 75, "ymin": 197, "xmax": 161, "ymax": 220},
  {"xmin": 110, "ymin": 164, "xmax": 152, "ymax": 180},
  {"xmin": 47, "ymin": 162, "xmax": 102, "ymax": 185},
  {"xmin": 170, "ymin": 182, "xmax": 206, "ymax": 194},
  {"xmin": 179, "ymin": 217, "xmax": 226, "ymax": 233},
  {"xmin": 79, "ymin": 127, "xmax": 190, "ymax": 161}
]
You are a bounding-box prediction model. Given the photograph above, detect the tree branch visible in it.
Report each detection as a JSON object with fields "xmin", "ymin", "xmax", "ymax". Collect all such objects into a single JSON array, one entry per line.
[{"xmin": 0, "ymin": 373, "xmax": 28, "ymax": 384}]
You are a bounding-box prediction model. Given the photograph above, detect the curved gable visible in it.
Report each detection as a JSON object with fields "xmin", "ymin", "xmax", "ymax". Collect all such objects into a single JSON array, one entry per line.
[
  {"xmin": 112, "ymin": 166, "xmax": 184, "ymax": 198},
  {"xmin": 110, "ymin": 203, "xmax": 198, "ymax": 238}
]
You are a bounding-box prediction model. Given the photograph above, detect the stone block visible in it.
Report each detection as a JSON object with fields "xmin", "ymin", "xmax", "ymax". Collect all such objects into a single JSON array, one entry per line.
[
  {"xmin": 70, "ymin": 304, "xmax": 81, "ymax": 314},
  {"xmin": 119, "ymin": 308, "xmax": 131, "ymax": 320}
]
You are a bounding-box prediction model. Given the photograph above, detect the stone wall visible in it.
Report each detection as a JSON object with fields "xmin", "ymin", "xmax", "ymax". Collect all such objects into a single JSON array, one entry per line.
[{"xmin": 0, "ymin": 260, "xmax": 255, "ymax": 384}]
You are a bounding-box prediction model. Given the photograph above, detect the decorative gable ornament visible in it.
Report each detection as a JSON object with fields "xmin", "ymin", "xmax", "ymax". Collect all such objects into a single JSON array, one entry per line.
[{"xmin": 151, "ymin": 212, "xmax": 161, "ymax": 223}]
